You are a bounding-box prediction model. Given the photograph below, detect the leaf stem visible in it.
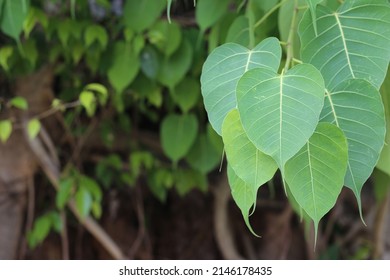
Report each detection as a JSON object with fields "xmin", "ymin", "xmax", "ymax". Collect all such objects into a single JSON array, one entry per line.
[
  {"xmin": 254, "ymin": 0, "xmax": 289, "ymax": 29},
  {"xmin": 246, "ymin": 0, "xmax": 256, "ymax": 49},
  {"xmin": 284, "ymin": 0, "xmax": 299, "ymax": 70}
]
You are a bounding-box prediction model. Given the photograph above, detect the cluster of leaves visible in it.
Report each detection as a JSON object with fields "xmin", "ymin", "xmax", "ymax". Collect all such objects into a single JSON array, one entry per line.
[{"xmin": 201, "ymin": 0, "xmax": 390, "ymax": 240}]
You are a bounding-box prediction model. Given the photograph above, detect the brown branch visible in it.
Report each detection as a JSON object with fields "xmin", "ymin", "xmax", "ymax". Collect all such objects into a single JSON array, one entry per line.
[{"xmin": 23, "ymin": 121, "xmax": 126, "ymax": 260}]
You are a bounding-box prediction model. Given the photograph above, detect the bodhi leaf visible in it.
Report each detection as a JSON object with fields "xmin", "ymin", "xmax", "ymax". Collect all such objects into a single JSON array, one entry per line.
[
  {"xmin": 320, "ymin": 79, "xmax": 386, "ymax": 215},
  {"xmin": 299, "ymin": 0, "xmax": 390, "ymax": 90},
  {"xmin": 123, "ymin": 0, "xmax": 166, "ymax": 33},
  {"xmin": 236, "ymin": 64, "xmax": 325, "ymax": 169},
  {"xmin": 200, "ymin": 37, "xmax": 281, "ymax": 135},
  {"xmin": 305, "ymin": 0, "xmax": 324, "ymax": 36},
  {"xmin": 196, "ymin": 0, "xmax": 231, "ymax": 32},
  {"xmin": 160, "ymin": 114, "xmax": 198, "ymax": 163},
  {"xmin": 0, "ymin": 0, "xmax": 30, "ymax": 40},
  {"xmin": 377, "ymin": 68, "xmax": 390, "ymax": 177},
  {"xmin": 227, "ymin": 164, "xmax": 259, "ymax": 236},
  {"xmin": 222, "ymin": 109, "xmax": 277, "ymax": 187},
  {"xmin": 285, "ymin": 123, "xmax": 348, "ymax": 242}
]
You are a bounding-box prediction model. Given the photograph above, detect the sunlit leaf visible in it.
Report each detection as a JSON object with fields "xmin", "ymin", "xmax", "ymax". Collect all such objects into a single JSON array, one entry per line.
[
  {"xmin": 27, "ymin": 118, "xmax": 41, "ymax": 139},
  {"xmin": 0, "ymin": 120, "xmax": 12, "ymax": 143}
]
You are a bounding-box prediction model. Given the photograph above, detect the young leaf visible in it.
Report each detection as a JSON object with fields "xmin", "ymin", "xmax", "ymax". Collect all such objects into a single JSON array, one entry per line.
[
  {"xmin": 196, "ymin": 0, "xmax": 230, "ymax": 32},
  {"xmin": 200, "ymin": 37, "xmax": 281, "ymax": 135},
  {"xmin": 9, "ymin": 96, "xmax": 28, "ymax": 110},
  {"xmin": 149, "ymin": 20, "xmax": 182, "ymax": 57},
  {"xmin": 285, "ymin": 123, "xmax": 348, "ymax": 242},
  {"xmin": 0, "ymin": 46, "xmax": 13, "ymax": 71},
  {"xmin": 0, "ymin": 120, "xmax": 12, "ymax": 143},
  {"xmin": 185, "ymin": 133, "xmax": 220, "ymax": 174},
  {"xmin": 171, "ymin": 77, "xmax": 200, "ymax": 113},
  {"xmin": 27, "ymin": 118, "xmax": 41, "ymax": 139},
  {"xmin": 236, "ymin": 64, "xmax": 325, "ymax": 169},
  {"xmin": 157, "ymin": 39, "xmax": 193, "ymax": 89},
  {"xmin": 0, "ymin": 0, "xmax": 30, "ymax": 40},
  {"xmin": 108, "ymin": 41, "xmax": 140, "ymax": 94},
  {"xmin": 29, "ymin": 215, "xmax": 51, "ymax": 247},
  {"xmin": 123, "ymin": 0, "xmax": 166, "ymax": 33},
  {"xmin": 174, "ymin": 168, "xmax": 207, "ymax": 196},
  {"xmin": 299, "ymin": 0, "xmax": 390, "ymax": 90},
  {"xmin": 75, "ymin": 187, "xmax": 93, "ymax": 218},
  {"xmin": 85, "ymin": 83, "xmax": 108, "ymax": 105},
  {"xmin": 84, "ymin": 24, "xmax": 108, "ymax": 49},
  {"xmin": 160, "ymin": 113, "xmax": 198, "ymax": 163},
  {"xmin": 56, "ymin": 177, "xmax": 74, "ymax": 210},
  {"xmin": 320, "ymin": 79, "xmax": 386, "ymax": 214},
  {"xmin": 79, "ymin": 90, "xmax": 96, "ymax": 117},
  {"xmin": 222, "ymin": 109, "xmax": 277, "ymax": 187},
  {"xmin": 79, "ymin": 175, "xmax": 102, "ymax": 202},
  {"xmin": 227, "ymin": 165, "xmax": 259, "ymax": 236}
]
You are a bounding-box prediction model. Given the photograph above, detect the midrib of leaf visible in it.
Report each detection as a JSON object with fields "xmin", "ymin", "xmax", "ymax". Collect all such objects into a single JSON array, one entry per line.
[
  {"xmin": 325, "ymin": 89, "xmax": 339, "ymax": 127},
  {"xmin": 334, "ymin": 12, "xmax": 356, "ymax": 79},
  {"xmin": 279, "ymin": 71, "xmax": 284, "ymax": 168},
  {"xmin": 307, "ymin": 142, "xmax": 317, "ymax": 223},
  {"xmin": 244, "ymin": 51, "xmax": 253, "ymax": 71}
]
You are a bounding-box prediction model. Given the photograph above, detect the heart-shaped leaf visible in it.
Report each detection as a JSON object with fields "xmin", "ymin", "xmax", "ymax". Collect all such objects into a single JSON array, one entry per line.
[
  {"xmin": 285, "ymin": 123, "xmax": 348, "ymax": 241},
  {"xmin": 227, "ymin": 164, "xmax": 259, "ymax": 236},
  {"xmin": 160, "ymin": 114, "xmax": 198, "ymax": 163},
  {"xmin": 222, "ymin": 109, "xmax": 277, "ymax": 187},
  {"xmin": 320, "ymin": 79, "xmax": 386, "ymax": 213},
  {"xmin": 200, "ymin": 37, "xmax": 281, "ymax": 135},
  {"xmin": 236, "ymin": 64, "xmax": 325, "ymax": 169},
  {"xmin": 0, "ymin": 0, "xmax": 29, "ymax": 40},
  {"xmin": 299, "ymin": 0, "xmax": 390, "ymax": 90}
]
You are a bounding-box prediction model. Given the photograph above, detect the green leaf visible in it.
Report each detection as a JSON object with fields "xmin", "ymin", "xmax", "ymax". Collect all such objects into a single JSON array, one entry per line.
[
  {"xmin": 227, "ymin": 164, "xmax": 259, "ymax": 236},
  {"xmin": 320, "ymin": 79, "xmax": 386, "ymax": 213},
  {"xmin": 140, "ymin": 46, "xmax": 160, "ymax": 80},
  {"xmin": 9, "ymin": 96, "xmax": 28, "ymax": 110},
  {"xmin": 85, "ymin": 24, "xmax": 108, "ymax": 49},
  {"xmin": 123, "ymin": 0, "xmax": 166, "ymax": 33},
  {"xmin": 377, "ymin": 68, "xmax": 390, "ymax": 176},
  {"xmin": 23, "ymin": 39, "xmax": 38, "ymax": 67},
  {"xmin": 285, "ymin": 123, "xmax": 348, "ymax": 241},
  {"xmin": 299, "ymin": 0, "xmax": 390, "ymax": 90},
  {"xmin": 236, "ymin": 64, "xmax": 325, "ymax": 169},
  {"xmin": 91, "ymin": 201, "xmax": 102, "ymax": 219},
  {"xmin": 0, "ymin": 0, "xmax": 30, "ymax": 40},
  {"xmin": 27, "ymin": 118, "xmax": 41, "ymax": 139},
  {"xmin": 200, "ymin": 37, "xmax": 281, "ymax": 135},
  {"xmin": 372, "ymin": 169, "xmax": 390, "ymax": 203},
  {"xmin": 108, "ymin": 41, "xmax": 140, "ymax": 94},
  {"xmin": 157, "ymin": 38, "xmax": 193, "ymax": 89},
  {"xmin": 149, "ymin": 20, "xmax": 182, "ymax": 57},
  {"xmin": 225, "ymin": 15, "xmax": 250, "ymax": 47},
  {"xmin": 0, "ymin": 120, "xmax": 12, "ymax": 143},
  {"xmin": 305, "ymin": 0, "xmax": 323, "ymax": 36},
  {"xmin": 75, "ymin": 187, "xmax": 93, "ymax": 218},
  {"xmin": 222, "ymin": 109, "xmax": 278, "ymax": 187},
  {"xmin": 29, "ymin": 215, "xmax": 51, "ymax": 247},
  {"xmin": 79, "ymin": 175, "xmax": 102, "ymax": 202},
  {"xmin": 23, "ymin": 7, "xmax": 48, "ymax": 39},
  {"xmin": 171, "ymin": 77, "xmax": 199, "ymax": 113},
  {"xmin": 160, "ymin": 113, "xmax": 198, "ymax": 163},
  {"xmin": 0, "ymin": 46, "xmax": 13, "ymax": 71},
  {"xmin": 207, "ymin": 123, "xmax": 223, "ymax": 153},
  {"xmin": 196, "ymin": 0, "xmax": 230, "ymax": 31},
  {"xmin": 185, "ymin": 133, "xmax": 220, "ymax": 174},
  {"xmin": 56, "ymin": 177, "xmax": 74, "ymax": 210},
  {"xmin": 85, "ymin": 83, "xmax": 108, "ymax": 105},
  {"xmin": 79, "ymin": 90, "xmax": 96, "ymax": 117},
  {"xmin": 175, "ymin": 168, "xmax": 207, "ymax": 196}
]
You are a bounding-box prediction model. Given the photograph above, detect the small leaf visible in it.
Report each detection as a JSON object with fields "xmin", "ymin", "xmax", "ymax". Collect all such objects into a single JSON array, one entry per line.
[
  {"xmin": 222, "ymin": 109, "xmax": 278, "ymax": 187},
  {"xmin": 79, "ymin": 175, "xmax": 102, "ymax": 202},
  {"xmin": 196, "ymin": 0, "xmax": 230, "ymax": 31},
  {"xmin": 0, "ymin": 0, "xmax": 30, "ymax": 40},
  {"xmin": 9, "ymin": 96, "xmax": 28, "ymax": 110},
  {"xmin": 227, "ymin": 165, "xmax": 259, "ymax": 236},
  {"xmin": 0, "ymin": 120, "xmax": 12, "ymax": 143},
  {"xmin": 27, "ymin": 118, "xmax": 41, "ymax": 139},
  {"xmin": 160, "ymin": 113, "xmax": 198, "ymax": 163},
  {"xmin": 91, "ymin": 201, "xmax": 102, "ymax": 219},
  {"xmin": 200, "ymin": 37, "xmax": 281, "ymax": 135},
  {"xmin": 149, "ymin": 20, "xmax": 182, "ymax": 57},
  {"xmin": 108, "ymin": 41, "xmax": 140, "ymax": 94},
  {"xmin": 225, "ymin": 15, "xmax": 250, "ymax": 47},
  {"xmin": 140, "ymin": 46, "xmax": 160, "ymax": 80},
  {"xmin": 30, "ymin": 215, "xmax": 51, "ymax": 246},
  {"xmin": 85, "ymin": 83, "xmax": 108, "ymax": 105},
  {"xmin": 75, "ymin": 187, "xmax": 93, "ymax": 218},
  {"xmin": 0, "ymin": 46, "xmax": 13, "ymax": 71},
  {"xmin": 285, "ymin": 123, "xmax": 348, "ymax": 242},
  {"xmin": 175, "ymin": 168, "xmax": 207, "ymax": 196},
  {"xmin": 157, "ymin": 38, "xmax": 193, "ymax": 89},
  {"xmin": 236, "ymin": 64, "xmax": 325, "ymax": 169},
  {"xmin": 171, "ymin": 77, "xmax": 199, "ymax": 113},
  {"xmin": 84, "ymin": 24, "xmax": 108, "ymax": 49},
  {"xmin": 123, "ymin": 0, "xmax": 166, "ymax": 33},
  {"xmin": 56, "ymin": 177, "xmax": 74, "ymax": 210},
  {"xmin": 185, "ymin": 133, "xmax": 220, "ymax": 174},
  {"xmin": 79, "ymin": 90, "xmax": 96, "ymax": 117}
]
